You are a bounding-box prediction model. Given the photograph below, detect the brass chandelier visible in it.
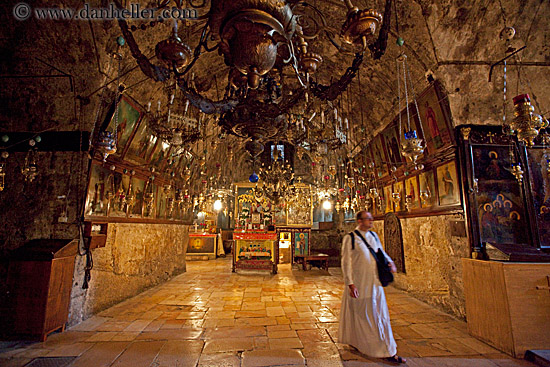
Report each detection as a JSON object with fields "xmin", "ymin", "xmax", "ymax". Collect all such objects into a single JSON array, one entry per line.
[
  {"xmin": 146, "ymin": 82, "xmax": 203, "ymax": 148},
  {"xmin": 252, "ymin": 148, "xmax": 294, "ymax": 205},
  {"xmin": 116, "ymin": 0, "xmax": 393, "ymax": 156}
]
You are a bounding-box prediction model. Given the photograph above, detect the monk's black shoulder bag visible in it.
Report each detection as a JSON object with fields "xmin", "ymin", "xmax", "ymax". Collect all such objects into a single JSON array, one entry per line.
[{"xmin": 348, "ymin": 230, "xmax": 394, "ymax": 287}]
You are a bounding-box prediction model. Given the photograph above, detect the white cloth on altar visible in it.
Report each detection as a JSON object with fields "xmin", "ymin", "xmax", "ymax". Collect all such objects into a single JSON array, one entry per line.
[{"xmin": 338, "ymin": 226, "xmax": 397, "ymax": 358}]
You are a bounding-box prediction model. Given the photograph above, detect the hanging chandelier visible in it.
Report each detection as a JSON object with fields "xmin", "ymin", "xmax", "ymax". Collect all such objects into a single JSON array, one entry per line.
[
  {"xmin": 116, "ymin": 0, "xmax": 393, "ymax": 155},
  {"xmin": 147, "ymin": 77, "xmax": 204, "ymax": 148},
  {"xmin": 253, "ymin": 148, "xmax": 295, "ymax": 205}
]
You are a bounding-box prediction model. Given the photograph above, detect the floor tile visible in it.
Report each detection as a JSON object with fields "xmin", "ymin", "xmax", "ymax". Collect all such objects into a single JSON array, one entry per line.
[{"xmin": 242, "ymin": 349, "xmax": 305, "ymax": 367}]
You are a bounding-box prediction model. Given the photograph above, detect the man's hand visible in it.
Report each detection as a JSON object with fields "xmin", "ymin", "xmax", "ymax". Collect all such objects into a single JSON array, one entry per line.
[
  {"xmin": 348, "ymin": 284, "xmax": 359, "ymax": 298},
  {"xmin": 389, "ymin": 261, "xmax": 397, "ymax": 273}
]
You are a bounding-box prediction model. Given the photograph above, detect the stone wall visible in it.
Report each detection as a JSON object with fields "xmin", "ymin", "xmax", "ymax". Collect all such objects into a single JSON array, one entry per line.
[{"xmin": 68, "ymin": 222, "xmax": 189, "ymax": 325}]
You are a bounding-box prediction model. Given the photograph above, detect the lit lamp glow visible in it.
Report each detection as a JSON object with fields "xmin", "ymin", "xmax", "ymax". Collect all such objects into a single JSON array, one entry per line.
[
  {"xmin": 213, "ymin": 199, "xmax": 223, "ymax": 212},
  {"xmin": 322, "ymin": 199, "xmax": 332, "ymax": 210}
]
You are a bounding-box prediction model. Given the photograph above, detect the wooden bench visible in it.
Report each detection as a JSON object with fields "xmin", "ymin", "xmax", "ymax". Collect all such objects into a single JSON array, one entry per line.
[{"xmin": 294, "ymin": 253, "xmax": 330, "ymax": 271}]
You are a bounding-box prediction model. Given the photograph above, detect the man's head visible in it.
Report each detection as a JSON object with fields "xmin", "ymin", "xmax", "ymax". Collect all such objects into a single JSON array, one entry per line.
[{"xmin": 356, "ymin": 210, "xmax": 374, "ymax": 231}]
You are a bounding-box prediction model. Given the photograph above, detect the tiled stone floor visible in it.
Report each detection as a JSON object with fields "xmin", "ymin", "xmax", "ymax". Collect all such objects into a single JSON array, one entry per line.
[{"xmin": 0, "ymin": 258, "xmax": 535, "ymax": 367}]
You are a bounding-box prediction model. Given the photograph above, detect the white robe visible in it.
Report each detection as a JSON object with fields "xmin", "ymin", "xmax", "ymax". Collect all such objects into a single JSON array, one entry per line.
[{"xmin": 338, "ymin": 226, "xmax": 397, "ymax": 358}]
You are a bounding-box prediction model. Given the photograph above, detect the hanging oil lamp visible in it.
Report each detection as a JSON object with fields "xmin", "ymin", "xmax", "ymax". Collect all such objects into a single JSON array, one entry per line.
[
  {"xmin": 401, "ymin": 130, "xmax": 425, "ymax": 170},
  {"xmin": 369, "ymin": 187, "xmax": 379, "ymax": 210},
  {"xmin": 419, "ymin": 190, "xmax": 430, "ymax": 206},
  {"xmin": 143, "ymin": 175, "xmax": 156, "ymax": 214},
  {"xmin": 97, "ymin": 131, "xmax": 117, "ymax": 162},
  {"xmin": 396, "ymin": 53, "xmax": 425, "ymax": 170},
  {"xmin": 125, "ymin": 170, "xmax": 136, "ymax": 216},
  {"xmin": 377, "ymin": 196, "xmax": 384, "ymax": 212},
  {"xmin": 391, "ymin": 192, "xmax": 401, "ymax": 211},
  {"xmin": 510, "ymin": 94, "xmax": 548, "ymax": 147}
]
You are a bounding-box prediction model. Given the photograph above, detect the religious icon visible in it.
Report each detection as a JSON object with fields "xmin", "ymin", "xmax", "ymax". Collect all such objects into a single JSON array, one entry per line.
[
  {"xmin": 382, "ymin": 126, "xmax": 404, "ymax": 167},
  {"xmin": 127, "ymin": 119, "xmax": 157, "ymax": 163},
  {"xmin": 393, "ymin": 181, "xmax": 405, "ymax": 212},
  {"xmin": 436, "ymin": 161, "xmax": 460, "ymax": 206},
  {"xmin": 419, "ymin": 169, "xmax": 436, "ymax": 207},
  {"xmin": 294, "ymin": 232, "xmax": 308, "ymax": 256},
  {"xmin": 384, "ymin": 185, "xmax": 393, "ymax": 213},
  {"xmin": 416, "ymin": 81, "xmax": 452, "ymax": 154},
  {"xmin": 405, "ymin": 176, "xmax": 420, "ymax": 210},
  {"xmin": 370, "ymin": 136, "xmax": 389, "ymax": 177},
  {"xmin": 106, "ymin": 95, "xmax": 143, "ymax": 155}
]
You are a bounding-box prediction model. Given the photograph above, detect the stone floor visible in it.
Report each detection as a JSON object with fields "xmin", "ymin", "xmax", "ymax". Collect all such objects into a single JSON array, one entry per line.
[{"xmin": 0, "ymin": 258, "xmax": 536, "ymax": 367}]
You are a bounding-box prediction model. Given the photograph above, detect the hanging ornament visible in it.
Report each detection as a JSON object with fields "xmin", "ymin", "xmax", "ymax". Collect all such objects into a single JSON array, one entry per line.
[{"xmin": 249, "ymin": 171, "xmax": 259, "ymax": 183}]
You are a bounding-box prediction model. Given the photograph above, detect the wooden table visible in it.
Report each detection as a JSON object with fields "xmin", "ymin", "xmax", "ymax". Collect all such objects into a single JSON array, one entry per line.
[{"xmin": 294, "ymin": 253, "xmax": 330, "ymax": 271}]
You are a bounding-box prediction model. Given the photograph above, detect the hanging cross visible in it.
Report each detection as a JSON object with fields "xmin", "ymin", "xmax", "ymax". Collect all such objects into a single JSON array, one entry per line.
[{"xmin": 536, "ymin": 275, "xmax": 550, "ymax": 295}]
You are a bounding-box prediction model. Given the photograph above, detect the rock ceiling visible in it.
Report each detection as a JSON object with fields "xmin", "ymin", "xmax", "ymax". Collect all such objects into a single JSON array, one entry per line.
[{"xmin": 1, "ymin": 0, "xmax": 549, "ymax": 180}]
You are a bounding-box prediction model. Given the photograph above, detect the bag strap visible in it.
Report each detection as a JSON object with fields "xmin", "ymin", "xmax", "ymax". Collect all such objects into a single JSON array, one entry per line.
[
  {"xmin": 353, "ymin": 229, "xmax": 378, "ymax": 260},
  {"xmin": 350, "ymin": 233, "xmax": 355, "ymax": 250}
]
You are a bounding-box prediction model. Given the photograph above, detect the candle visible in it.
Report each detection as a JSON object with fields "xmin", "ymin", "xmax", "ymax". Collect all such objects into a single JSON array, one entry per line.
[
  {"xmin": 147, "ymin": 102, "xmax": 151, "ymax": 112},
  {"xmin": 157, "ymin": 100, "xmax": 161, "ymax": 111}
]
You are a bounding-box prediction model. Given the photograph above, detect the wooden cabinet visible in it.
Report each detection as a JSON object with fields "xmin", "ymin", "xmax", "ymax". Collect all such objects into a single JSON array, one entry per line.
[
  {"xmin": 7, "ymin": 239, "xmax": 78, "ymax": 341},
  {"xmin": 462, "ymin": 259, "xmax": 550, "ymax": 357}
]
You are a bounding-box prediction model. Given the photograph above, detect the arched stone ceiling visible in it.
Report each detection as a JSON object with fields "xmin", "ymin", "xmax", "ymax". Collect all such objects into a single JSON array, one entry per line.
[{"xmin": 0, "ymin": 0, "xmax": 549, "ymax": 181}]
